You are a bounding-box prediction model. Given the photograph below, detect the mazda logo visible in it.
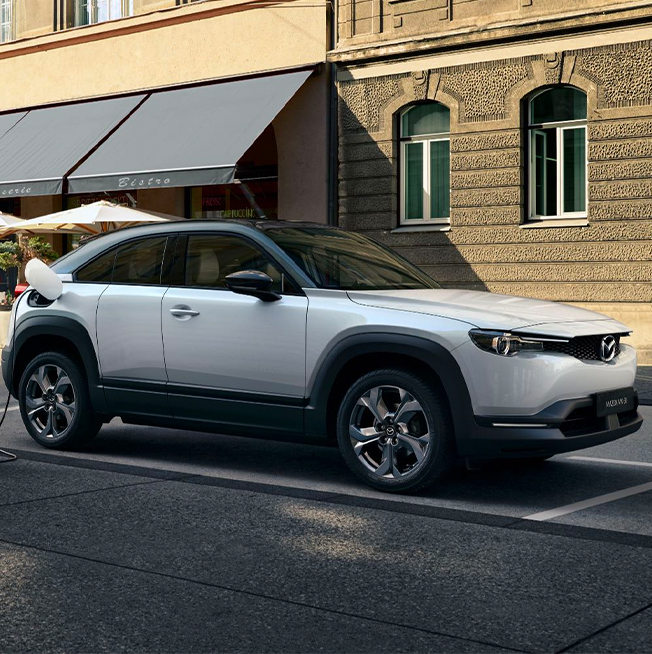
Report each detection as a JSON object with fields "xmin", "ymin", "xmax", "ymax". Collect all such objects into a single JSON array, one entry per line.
[{"xmin": 599, "ymin": 335, "xmax": 617, "ymax": 362}]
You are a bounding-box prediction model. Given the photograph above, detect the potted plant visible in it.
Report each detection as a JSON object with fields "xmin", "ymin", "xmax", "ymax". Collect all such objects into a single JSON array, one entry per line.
[{"xmin": 0, "ymin": 241, "xmax": 22, "ymax": 311}]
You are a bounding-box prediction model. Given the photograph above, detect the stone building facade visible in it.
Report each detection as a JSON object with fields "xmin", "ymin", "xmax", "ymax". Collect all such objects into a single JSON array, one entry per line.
[{"xmin": 331, "ymin": 0, "xmax": 652, "ymax": 362}]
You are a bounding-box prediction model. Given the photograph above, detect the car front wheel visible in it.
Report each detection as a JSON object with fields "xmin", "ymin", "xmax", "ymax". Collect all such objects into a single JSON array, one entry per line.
[
  {"xmin": 18, "ymin": 351, "xmax": 102, "ymax": 449},
  {"xmin": 336, "ymin": 369, "xmax": 456, "ymax": 493}
]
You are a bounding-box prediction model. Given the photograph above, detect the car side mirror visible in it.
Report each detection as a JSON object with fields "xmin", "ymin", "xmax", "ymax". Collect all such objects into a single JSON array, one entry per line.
[{"xmin": 224, "ymin": 270, "xmax": 281, "ymax": 302}]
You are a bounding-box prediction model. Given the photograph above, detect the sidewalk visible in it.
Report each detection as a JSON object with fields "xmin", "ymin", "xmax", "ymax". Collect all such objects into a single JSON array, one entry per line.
[{"xmin": 637, "ymin": 366, "xmax": 652, "ymax": 405}]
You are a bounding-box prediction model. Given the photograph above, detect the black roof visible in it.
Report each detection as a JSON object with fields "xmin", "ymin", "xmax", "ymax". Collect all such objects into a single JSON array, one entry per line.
[{"xmin": 51, "ymin": 218, "xmax": 337, "ymax": 281}]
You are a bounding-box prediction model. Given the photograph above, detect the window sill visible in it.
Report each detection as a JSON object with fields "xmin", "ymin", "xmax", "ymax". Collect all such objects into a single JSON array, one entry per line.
[
  {"xmin": 520, "ymin": 218, "xmax": 589, "ymax": 229},
  {"xmin": 391, "ymin": 224, "xmax": 451, "ymax": 234}
]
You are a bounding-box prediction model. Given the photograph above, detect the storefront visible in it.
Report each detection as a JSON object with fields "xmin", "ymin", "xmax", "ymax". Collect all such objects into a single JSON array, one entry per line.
[{"xmin": 0, "ymin": 0, "xmax": 331, "ymax": 254}]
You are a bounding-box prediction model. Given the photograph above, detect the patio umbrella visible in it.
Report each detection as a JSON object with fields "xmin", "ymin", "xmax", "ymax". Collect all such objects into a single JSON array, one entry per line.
[
  {"xmin": 0, "ymin": 200, "xmax": 173, "ymax": 237},
  {"xmin": 0, "ymin": 212, "xmax": 26, "ymax": 229}
]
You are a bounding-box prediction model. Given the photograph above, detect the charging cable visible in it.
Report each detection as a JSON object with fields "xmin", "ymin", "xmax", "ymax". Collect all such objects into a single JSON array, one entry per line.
[{"xmin": 0, "ymin": 288, "xmax": 28, "ymax": 464}]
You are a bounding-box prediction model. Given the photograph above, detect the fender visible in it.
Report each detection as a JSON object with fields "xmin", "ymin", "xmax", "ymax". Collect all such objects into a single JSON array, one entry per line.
[
  {"xmin": 304, "ymin": 332, "xmax": 478, "ymax": 448},
  {"xmin": 10, "ymin": 315, "xmax": 109, "ymax": 414}
]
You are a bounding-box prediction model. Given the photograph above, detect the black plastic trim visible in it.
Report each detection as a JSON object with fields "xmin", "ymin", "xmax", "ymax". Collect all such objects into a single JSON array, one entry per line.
[
  {"xmin": 304, "ymin": 333, "xmax": 476, "ymax": 445},
  {"xmin": 10, "ymin": 314, "xmax": 109, "ymax": 414}
]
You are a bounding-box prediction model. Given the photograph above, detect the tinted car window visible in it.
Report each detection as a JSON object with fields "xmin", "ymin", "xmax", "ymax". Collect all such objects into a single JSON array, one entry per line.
[
  {"xmin": 75, "ymin": 248, "xmax": 116, "ymax": 283},
  {"xmin": 185, "ymin": 235, "xmax": 285, "ymax": 293},
  {"xmin": 265, "ymin": 227, "xmax": 438, "ymax": 291},
  {"xmin": 112, "ymin": 237, "xmax": 168, "ymax": 285}
]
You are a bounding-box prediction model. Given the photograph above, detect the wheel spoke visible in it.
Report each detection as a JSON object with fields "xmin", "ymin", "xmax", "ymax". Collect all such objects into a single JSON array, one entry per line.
[
  {"xmin": 39, "ymin": 410, "xmax": 53, "ymax": 438},
  {"xmin": 54, "ymin": 372, "xmax": 71, "ymax": 394},
  {"xmin": 56, "ymin": 401, "xmax": 75, "ymax": 426},
  {"xmin": 358, "ymin": 387, "xmax": 389, "ymax": 423},
  {"xmin": 374, "ymin": 442, "xmax": 394, "ymax": 477},
  {"xmin": 398, "ymin": 432, "xmax": 429, "ymax": 464},
  {"xmin": 30, "ymin": 366, "xmax": 50, "ymax": 394},
  {"xmin": 394, "ymin": 391, "xmax": 422, "ymax": 424}
]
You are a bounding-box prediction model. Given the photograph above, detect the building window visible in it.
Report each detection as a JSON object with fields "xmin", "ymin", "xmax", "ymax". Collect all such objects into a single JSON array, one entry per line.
[
  {"xmin": 75, "ymin": 0, "xmax": 133, "ymax": 26},
  {"xmin": 400, "ymin": 103, "xmax": 450, "ymax": 225},
  {"xmin": 529, "ymin": 87, "xmax": 587, "ymax": 220},
  {"xmin": 0, "ymin": 0, "xmax": 13, "ymax": 43}
]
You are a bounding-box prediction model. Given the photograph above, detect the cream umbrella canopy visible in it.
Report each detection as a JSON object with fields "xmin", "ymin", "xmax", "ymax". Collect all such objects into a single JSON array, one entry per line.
[
  {"xmin": 0, "ymin": 201, "xmax": 173, "ymax": 237},
  {"xmin": 0, "ymin": 212, "xmax": 26, "ymax": 229}
]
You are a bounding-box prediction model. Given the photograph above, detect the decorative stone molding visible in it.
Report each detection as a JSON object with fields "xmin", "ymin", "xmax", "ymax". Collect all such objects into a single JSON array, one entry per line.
[
  {"xmin": 590, "ymin": 160, "xmax": 652, "ymax": 182},
  {"xmin": 452, "ymin": 149, "xmax": 521, "ymax": 170},
  {"xmin": 411, "ymin": 70, "xmax": 430, "ymax": 101},
  {"xmin": 339, "ymin": 75, "xmax": 404, "ymax": 133},
  {"xmin": 590, "ymin": 119, "xmax": 652, "ymax": 141},
  {"xmin": 590, "ymin": 200, "xmax": 652, "ymax": 221},
  {"xmin": 544, "ymin": 52, "xmax": 563, "ymax": 85},
  {"xmin": 451, "ymin": 188, "xmax": 521, "ymax": 208},
  {"xmin": 451, "ymin": 169, "xmax": 521, "ymax": 190},
  {"xmin": 452, "ymin": 130, "xmax": 521, "ymax": 152},
  {"xmin": 452, "ymin": 207, "xmax": 521, "ymax": 226},
  {"xmin": 590, "ymin": 139, "xmax": 652, "ymax": 161},
  {"xmin": 590, "ymin": 180, "xmax": 652, "ymax": 201},
  {"xmin": 576, "ymin": 41, "xmax": 652, "ymax": 109},
  {"xmin": 441, "ymin": 59, "xmax": 533, "ymax": 123}
]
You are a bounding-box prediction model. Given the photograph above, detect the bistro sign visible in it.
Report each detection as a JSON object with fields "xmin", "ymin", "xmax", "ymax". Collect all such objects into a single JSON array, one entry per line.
[{"xmin": 118, "ymin": 176, "xmax": 172, "ymax": 189}]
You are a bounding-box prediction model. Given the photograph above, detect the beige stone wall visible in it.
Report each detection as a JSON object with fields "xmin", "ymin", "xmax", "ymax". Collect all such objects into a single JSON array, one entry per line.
[
  {"xmin": 339, "ymin": 0, "xmax": 649, "ymax": 46},
  {"xmin": 337, "ymin": 40, "xmax": 652, "ymax": 360},
  {"xmin": 0, "ymin": 1, "xmax": 327, "ymax": 111}
]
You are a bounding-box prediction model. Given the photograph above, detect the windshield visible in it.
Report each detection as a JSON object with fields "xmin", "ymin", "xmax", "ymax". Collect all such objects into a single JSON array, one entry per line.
[{"xmin": 265, "ymin": 227, "xmax": 439, "ymax": 291}]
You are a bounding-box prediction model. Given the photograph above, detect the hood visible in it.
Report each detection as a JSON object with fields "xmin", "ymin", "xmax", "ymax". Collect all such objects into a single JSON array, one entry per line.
[{"xmin": 347, "ymin": 289, "xmax": 630, "ymax": 337}]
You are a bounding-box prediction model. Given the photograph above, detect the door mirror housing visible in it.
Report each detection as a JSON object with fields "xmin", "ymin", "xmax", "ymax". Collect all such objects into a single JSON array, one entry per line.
[{"xmin": 224, "ymin": 270, "xmax": 281, "ymax": 302}]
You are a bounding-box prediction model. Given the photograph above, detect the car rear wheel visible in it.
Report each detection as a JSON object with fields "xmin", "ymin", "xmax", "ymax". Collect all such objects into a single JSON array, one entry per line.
[
  {"xmin": 18, "ymin": 351, "xmax": 102, "ymax": 450},
  {"xmin": 336, "ymin": 369, "xmax": 456, "ymax": 493}
]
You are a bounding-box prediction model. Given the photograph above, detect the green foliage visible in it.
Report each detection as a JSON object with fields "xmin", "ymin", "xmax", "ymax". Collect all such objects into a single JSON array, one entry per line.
[
  {"xmin": 0, "ymin": 240, "xmax": 22, "ymax": 271},
  {"xmin": 24, "ymin": 237, "xmax": 59, "ymax": 264}
]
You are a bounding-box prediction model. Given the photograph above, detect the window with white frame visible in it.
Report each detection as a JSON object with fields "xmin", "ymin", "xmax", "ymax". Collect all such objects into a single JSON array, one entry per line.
[
  {"xmin": 400, "ymin": 103, "xmax": 450, "ymax": 225},
  {"xmin": 529, "ymin": 87, "xmax": 587, "ymax": 220},
  {"xmin": 75, "ymin": 0, "xmax": 133, "ymax": 26},
  {"xmin": 0, "ymin": 0, "xmax": 13, "ymax": 44}
]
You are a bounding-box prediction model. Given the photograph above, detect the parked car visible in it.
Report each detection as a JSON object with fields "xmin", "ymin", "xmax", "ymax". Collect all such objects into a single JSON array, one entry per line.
[{"xmin": 1, "ymin": 221, "xmax": 643, "ymax": 492}]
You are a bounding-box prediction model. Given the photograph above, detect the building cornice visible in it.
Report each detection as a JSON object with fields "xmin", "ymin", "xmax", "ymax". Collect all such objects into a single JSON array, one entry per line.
[{"xmin": 330, "ymin": 1, "xmax": 652, "ymax": 77}]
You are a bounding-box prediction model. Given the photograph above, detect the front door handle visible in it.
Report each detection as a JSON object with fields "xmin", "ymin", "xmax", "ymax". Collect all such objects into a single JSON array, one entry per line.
[{"xmin": 170, "ymin": 306, "xmax": 200, "ymax": 318}]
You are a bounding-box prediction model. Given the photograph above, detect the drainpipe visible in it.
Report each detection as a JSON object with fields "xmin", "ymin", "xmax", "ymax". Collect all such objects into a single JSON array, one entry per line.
[{"xmin": 326, "ymin": 0, "xmax": 339, "ymax": 226}]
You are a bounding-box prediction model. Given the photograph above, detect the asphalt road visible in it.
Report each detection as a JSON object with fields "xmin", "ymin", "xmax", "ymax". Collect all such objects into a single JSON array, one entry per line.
[{"xmin": 0, "ymin": 397, "xmax": 651, "ymax": 653}]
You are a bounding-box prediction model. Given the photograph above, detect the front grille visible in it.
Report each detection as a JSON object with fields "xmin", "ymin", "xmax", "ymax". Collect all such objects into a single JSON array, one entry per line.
[{"xmin": 542, "ymin": 334, "xmax": 621, "ymax": 361}]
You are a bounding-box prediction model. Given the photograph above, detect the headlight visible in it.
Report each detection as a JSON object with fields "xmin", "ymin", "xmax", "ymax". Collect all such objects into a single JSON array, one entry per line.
[{"xmin": 469, "ymin": 329, "xmax": 551, "ymax": 356}]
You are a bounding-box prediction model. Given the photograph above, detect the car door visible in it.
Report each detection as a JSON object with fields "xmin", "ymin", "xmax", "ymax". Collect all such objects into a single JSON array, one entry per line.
[
  {"xmin": 96, "ymin": 234, "xmax": 173, "ymax": 417},
  {"xmin": 161, "ymin": 232, "xmax": 308, "ymax": 435}
]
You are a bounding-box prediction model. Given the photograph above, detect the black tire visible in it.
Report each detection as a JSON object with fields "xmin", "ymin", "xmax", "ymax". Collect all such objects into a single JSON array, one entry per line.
[
  {"xmin": 336, "ymin": 368, "xmax": 457, "ymax": 493},
  {"xmin": 18, "ymin": 351, "xmax": 102, "ymax": 450}
]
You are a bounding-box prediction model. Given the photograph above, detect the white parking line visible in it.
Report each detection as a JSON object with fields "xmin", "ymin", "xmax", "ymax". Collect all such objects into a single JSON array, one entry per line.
[
  {"xmin": 568, "ymin": 455, "xmax": 652, "ymax": 469},
  {"xmin": 523, "ymin": 481, "xmax": 652, "ymax": 522}
]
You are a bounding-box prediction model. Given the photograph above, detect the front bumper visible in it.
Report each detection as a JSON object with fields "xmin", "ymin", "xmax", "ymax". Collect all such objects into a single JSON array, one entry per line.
[{"xmin": 459, "ymin": 394, "xmax": 643, "ymax": 458}]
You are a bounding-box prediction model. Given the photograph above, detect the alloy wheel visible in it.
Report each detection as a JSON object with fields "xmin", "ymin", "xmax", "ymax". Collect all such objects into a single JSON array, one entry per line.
[
  {"xmin": 349, "ymin": 385, "xmax": 431, "ymax": 479},
  {"xmin": 25, "ymin": 364, "xmax": 76, "ymax": 439}
]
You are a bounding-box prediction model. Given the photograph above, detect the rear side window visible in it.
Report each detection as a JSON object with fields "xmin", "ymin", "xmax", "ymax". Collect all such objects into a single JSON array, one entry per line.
[
  {"xmin": 76, "ymin": 236, "xmax": 168, "ymax": 285},
  {"xmin": 75, "ymin": 249, "xmax": 116, "ymax": 283},
  {"xmin": 113, "ymin": 237, "xmax": 168, "ymax": 285}
]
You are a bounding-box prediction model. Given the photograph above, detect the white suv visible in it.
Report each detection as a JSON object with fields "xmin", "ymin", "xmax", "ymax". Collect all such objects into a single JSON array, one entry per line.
[{"xmin": 2, "ymin": 221, "xmax": 642, "ymax": 492}]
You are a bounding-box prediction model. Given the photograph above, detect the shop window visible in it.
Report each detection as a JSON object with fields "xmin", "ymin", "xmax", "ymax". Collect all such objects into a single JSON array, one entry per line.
[
  {"xmin": 75, "ymin": 0, "xmax": 133, "ymax": 26},
  {"xmin": 528, "ymin": 87, "xmax": 587, "ymax": 220},
  {"xmin": 190, "ymin": 180, "xmax": 278, "ymax": 220},
  {"xmin": 0, "ymin": 0, "xmax": 13, "ymax": 43},
  {"xmin": 399, "ymin": 103, "xmax": 450, "ymax": 225}
]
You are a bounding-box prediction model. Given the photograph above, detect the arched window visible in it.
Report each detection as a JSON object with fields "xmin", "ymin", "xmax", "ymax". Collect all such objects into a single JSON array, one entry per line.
[
  {"xmin": 529, "ymin": 87, "xmax": 587, "ymax": 220},
  {"xmin": 400, "ymin": 103, "xmax": 450, "ymax": 225}
]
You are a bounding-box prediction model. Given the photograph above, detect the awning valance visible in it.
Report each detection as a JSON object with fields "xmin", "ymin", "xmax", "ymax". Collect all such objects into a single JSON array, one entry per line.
[
  {"xmin": 68, "ymin": 69, "xmax": 312, "ymax": 194},
  {"xmin": 0, "ymin": 96, "xmax": 145, "ymax": 198}
]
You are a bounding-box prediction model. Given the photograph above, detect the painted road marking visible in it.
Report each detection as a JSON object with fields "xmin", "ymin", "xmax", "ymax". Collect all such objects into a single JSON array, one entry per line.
[
  {"xmin": 523, "ymin": 481, "xmax": 652, "ymax": 522},
  {"xmin": 568, "ymin": 455, "xmax": 652, "ymax": 469}
]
